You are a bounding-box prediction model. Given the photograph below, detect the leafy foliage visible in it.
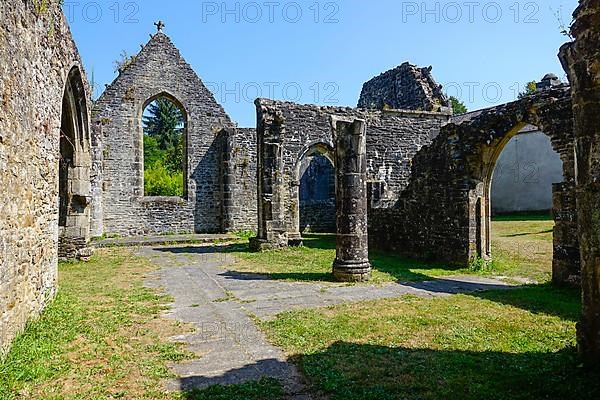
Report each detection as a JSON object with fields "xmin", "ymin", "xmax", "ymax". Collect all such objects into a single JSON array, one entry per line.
[
  {"xmin": 143, "ymin": 99, "xmax": 184, "ymax": 150},
  {"xmin": 449, "ymin": 96, "xmax": 468, "ymax": 114},
  {"xmin": 142, "ymin": 98, "xmax": 185, "ymax": 196},
  {"xmin": 144, "ymin": 162, "xmax": 184, "ymax": 197},
  {"xmin": 518, "ymin": 81, "xmax": 538, "ymax": 99}
]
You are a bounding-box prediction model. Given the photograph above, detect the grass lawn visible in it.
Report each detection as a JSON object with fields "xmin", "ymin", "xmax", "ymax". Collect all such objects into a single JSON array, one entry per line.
[
  {"xmin": 261, "ymin": 286, "xmax": 598, "ymax": 399},
  {"xmin": 1, "ymin": 216, "xmax": 587, "ymax": 399},
  {"xmin": 490, "ymin": 216, "xmax": 554, "ymax": 283},
  {"xmin": 227, "ymin": 234, "xmax": 475, "ymax": 284},
  {"xmin": 252, "ymin": 214, "xmax": 599, "ymax": 399},
  {"xmin": 227, "ymin": 215, "xmax": 556, "ymax": 284},
  {"xmin": 0, "ymin": 249, "xmax": 284, "ymax": 400}
]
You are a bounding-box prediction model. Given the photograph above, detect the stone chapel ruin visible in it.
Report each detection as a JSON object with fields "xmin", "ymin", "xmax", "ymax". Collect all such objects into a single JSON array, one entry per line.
[{"xmin": 1, "ymin": 0, "xmax": 599, "ymax": 366}]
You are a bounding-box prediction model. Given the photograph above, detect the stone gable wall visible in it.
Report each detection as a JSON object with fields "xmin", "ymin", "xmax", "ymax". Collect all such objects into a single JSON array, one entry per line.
[{"xmin": 92, "ymin": 33, "xmax": 235, "ymax": 235}]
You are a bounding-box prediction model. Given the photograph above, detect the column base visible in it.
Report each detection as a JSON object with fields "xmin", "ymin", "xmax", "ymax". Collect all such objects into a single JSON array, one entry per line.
[
  {"xmin": 249, "ymin": 237, "xmax": 288, "ymax": 252},
  {"xmin": 332, "ymin": 260, "xmax": 371, "ymax": 282}
]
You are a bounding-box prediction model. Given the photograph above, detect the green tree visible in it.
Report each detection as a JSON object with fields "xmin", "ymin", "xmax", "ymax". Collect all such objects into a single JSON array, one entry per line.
[
  {"xmin": 142, "ymin": 98, "xmax": 185, "ymax": 197},
  {"xmin": 142, "ymin": 98, "xmax": 184, "ymax": 150},
  {"xmin": 144, "ymin": 162, "xmax": 184, "ymax": 197},
  {"xmin": 164, "ymin": 135, "xmax": 184, "ymax": 174},
  {"xmin": 518, "ymin": 81, "xmax": 537, "ymax": 99},
  {"xmin": 449, "ymin": 96, "xmax": 468, "ymax": 115},
  {"xmin": 143, "ymin": 135, "xmax": 166, "ymax": 169}
]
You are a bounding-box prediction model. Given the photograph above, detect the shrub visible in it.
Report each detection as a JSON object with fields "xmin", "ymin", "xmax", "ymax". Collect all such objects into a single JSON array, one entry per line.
[{"xmin": 144, "ymin": 162, "xmax": 184, "ymax": 197}]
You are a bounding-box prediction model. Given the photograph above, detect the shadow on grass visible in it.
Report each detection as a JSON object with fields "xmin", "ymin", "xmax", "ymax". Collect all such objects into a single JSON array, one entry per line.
[
  {"xmin": 177, "ymin": 342, "xmax": 599, "ymax": 400},
  {"xmin": 154, "ymin": 235, "xmax": 461, "ymax": 283},
  {"xmin": 492, "ymin": 212, "xmax": 553, "ymax": 222},
  {"xmin": 302, "ymin": 234, "xmax": 466, "ymax": 282},
  {"xmin": 290, "ymin": 342, "xmax": 600, "ymax": 400},
  {"xmin": 502, "ymin": 229, "xmax": 554, "ymax": 238},
  {"xmin": 469, "ymin": 284, "xmax": 581, "ymax": 322},
  {"xmin": 180, "ymin": 376, "xmax": 285, "ymax": 400}
]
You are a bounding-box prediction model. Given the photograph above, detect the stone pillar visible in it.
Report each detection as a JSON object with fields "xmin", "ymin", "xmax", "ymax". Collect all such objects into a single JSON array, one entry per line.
[
  {"xmin": 287, "ymin": 180, "xmax": 303, "ymax": 246},
  {"xmin": 331, "ymin": 117, "xmax": 371, "ymax": 282},
  {"xmin": 89, "ymin": 122, "xmax": 104, "ymax": 238},
  {"xmin": 559, "ymin": 0, "xmax": 600, "ymax": 366},
  {"xmin": 250, "ymin": 105, "xmax": 288, "ymax": 251}
]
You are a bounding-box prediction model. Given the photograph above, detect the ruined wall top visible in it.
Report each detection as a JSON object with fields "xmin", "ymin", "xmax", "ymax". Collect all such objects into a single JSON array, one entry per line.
[{"xmin": 358, "ymin": 62, "xmax": 450, "ymax": 112}]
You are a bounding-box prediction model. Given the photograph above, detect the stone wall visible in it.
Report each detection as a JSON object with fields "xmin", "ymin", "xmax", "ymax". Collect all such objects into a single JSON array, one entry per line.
[
  {"xmin": 0, "ymin": 1, "xmax": 91, "ymax": 354},
  {"xmin": 369, "ymin": 87, "xmax": 579, "ymax": 284},
  {"xmin": 251, "ymin": 98, "xmax": 450, "ymax": 248},
  {"xmin": 92, "ymin": 32, "xmax": 234, "ymax": 236},
  {"xmin": 559, "ymin": 0, "xmax": 600, "ymax": 365},
  {"xmin": 223, "ymin": 127, "xmax": 258, "ymax": 232},
  {"xmin": 358, "ymin": 62, "xmax": 451, "ymax": 112}
]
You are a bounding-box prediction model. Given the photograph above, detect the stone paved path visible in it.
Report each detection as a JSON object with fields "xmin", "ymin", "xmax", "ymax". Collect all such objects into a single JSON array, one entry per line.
[{"xmin": 135, "ymin": 244, "xmax": 514, "ymax": 397}]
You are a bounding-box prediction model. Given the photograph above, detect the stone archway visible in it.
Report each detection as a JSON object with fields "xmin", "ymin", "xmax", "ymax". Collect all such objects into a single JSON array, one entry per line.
[
  {"xmin": 292, "ymin": 142, "xmax": 336, "ymax": 240},
  {"xmin": 461, "ymin": 97, "xmax": 578, "ymax": 284},
  {"xmin": 471, "ymin": 122, "xmax": 566, "ymax": 263},
  {"xmin": 58, "ymin": 66, "xmax": 92, "ymax": 260},
  {"xmin": 251, "ymin": 103, "xmax": 371, "ymax": 281},
  {"xmin": 378, "ymin": 86, "xmax": 579, "ymax": 285}
]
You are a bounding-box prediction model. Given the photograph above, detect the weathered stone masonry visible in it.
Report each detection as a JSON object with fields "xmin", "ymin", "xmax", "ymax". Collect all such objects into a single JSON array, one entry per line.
[
  {"xmin": 0, "ymin": 1, "xmax": 92, "ymax": 354},
  {"xmin": 358, "ymin": 62, "xmax": 450, "ymax": 112},
  {"xmin": 369, "ymin": 87, "xmax": 579, "ymax": 284},
  {"xmin": 92, "ymin": 32, "xmax": 258, "ymax": 236},
  {"xmin": 252, "ymin": 64, "xmax": 579, "ymax": 286},
  {"xmin": 250, "ymin": 97, "xmax": 451, "ymax": 251},
  {"xmin": 560, "ymin": 0, "xmax": 600, "ymax": 365}
]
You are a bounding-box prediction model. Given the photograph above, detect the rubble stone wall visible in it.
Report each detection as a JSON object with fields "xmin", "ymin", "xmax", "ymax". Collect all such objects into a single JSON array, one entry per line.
[
  {"xmin": 252, "ymin": 99, "xmax": 450, "ymax": 247},
  {"xmin": 0, "ymin": 0, "xmax": 91, "ymax": 354},
  {"xmin": 369, "ymin": 87, "xmax": 579, "ymax": 284},
  {"xmin": 92, "ymin": 33, "xmax": 234, "ymax": 236}
]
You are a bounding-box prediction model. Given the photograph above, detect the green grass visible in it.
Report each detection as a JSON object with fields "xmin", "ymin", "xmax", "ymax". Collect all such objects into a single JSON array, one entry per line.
[
  {"xmin": 226, "ymin": 217, "xmax": 556, "ymax": 284},
  {"xmin": 0, "ymin": 250, "xmax": 192, "ymax": 399},
  {"xmin": 492, "ymin": 211, "xmax": 553, "ymax": 221},
  {"xmin": 183, "ymin": 378, "xmax": 284, "ymax": 400},
  {"xmin": 261, "ymin": 286, "xmax": 598, "ymax": 400},
  {"xmin": 0, "ymin": 250, "xmax": 284, "ymax": 400},
  {"xmin": 226, "ymin": 234, "xmax": 471, "ymax": 284},
  {"xmin": 490, "ymin": 219, "xmax": 554, "ymax": 282}
]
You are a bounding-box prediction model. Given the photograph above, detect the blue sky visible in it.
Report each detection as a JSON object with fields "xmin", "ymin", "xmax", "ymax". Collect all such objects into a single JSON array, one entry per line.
[{"xmin": 67, "ymin": 0, "xmax": 578, "ymax": 127}]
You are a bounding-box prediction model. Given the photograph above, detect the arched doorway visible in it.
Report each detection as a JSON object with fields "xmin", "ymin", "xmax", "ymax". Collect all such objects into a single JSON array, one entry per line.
[
  {"xmin": 58, "ymin": 67, "xmax": 91, "ymax": 259},
  {"xmin": 470, "ymin": 119, "xmax": 572, "ymax": 282},
  {"xmin": 486, "ymin": 125, "xmax": 564, "ymax": 280},
  {"xmin": 299, "ymin": 153, "xmax": 336, "ymax": 233},
  {"xmin": 291, "ymin": 142, "xmax": 335, "ymax": 241}
]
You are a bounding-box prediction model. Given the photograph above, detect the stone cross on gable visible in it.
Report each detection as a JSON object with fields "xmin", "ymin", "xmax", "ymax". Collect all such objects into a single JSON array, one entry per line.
[{"xmin": 154, "ymin": 20, "xmax": 165, "ymax": 32}]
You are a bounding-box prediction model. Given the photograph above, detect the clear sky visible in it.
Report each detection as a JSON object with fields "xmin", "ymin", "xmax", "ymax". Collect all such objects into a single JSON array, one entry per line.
[{"xmin": 67, "ymin": 0, "xmax": 578, "ymax": 127}]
